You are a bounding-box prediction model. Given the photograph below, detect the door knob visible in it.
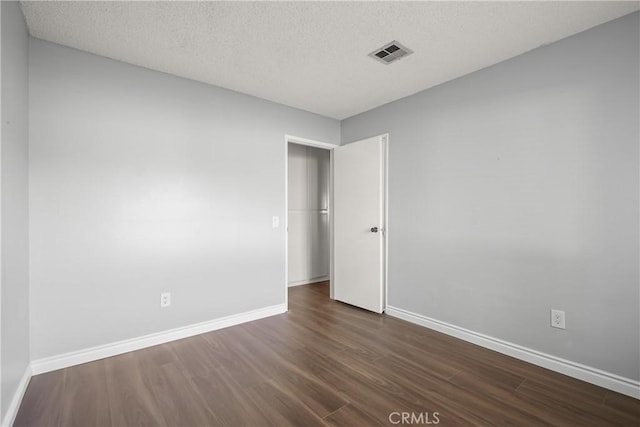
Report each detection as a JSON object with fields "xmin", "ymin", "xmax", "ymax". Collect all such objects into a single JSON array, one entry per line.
[{"xmin": 370, "ymin": 227, "xmax": 379, "ymax": 233}]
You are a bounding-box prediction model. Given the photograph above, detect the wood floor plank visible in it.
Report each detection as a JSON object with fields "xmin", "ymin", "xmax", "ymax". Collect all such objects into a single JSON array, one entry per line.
[
  {"xmin": 141, "ymin": 361, "xmax": 218, "ymax": 426},
  {"xmin": 57, "ymin": 361, "xmax": 112, "ymax": 427},
  {"xmin": 298, "ymin": 348, "xmax": 478, "ymax": 426},
  {"xmin": 327, "ymin": 348, "xmax": 495, "ymax": 425},
  {"xmin": 447, "ymin": 370, "xmax": 563, "ymax": 426},
  {"xmin": 208, "ymin": 325, "xmax": 287, "ymax": 388},
  {"xmin": 599, "ymin": 391, "xmax": 640, "ymax": 425},
  {"xmin": 286, "ymin": 309, "xmax": 389, "ymax": 362},
  {"xmin": 242, "ymin": 380, "xmax": 328, "ymax": 427},
  {"xmin": 269, "ymin": 368, "xmax": 349, "ymax": 419},
  {"xmin": 189, "ymin": 367, "xmax": 271, "ymax": 426},
  {"xmin": 14, "ymin": 369, "xmax": 67, "ymax": 426},
  {"xmin": 104, "ymin": 353, "xmax": 167, "ymax": 427},
  {"xmin": 323, "ymin": 403, "xmax": 386, "ymax": 427},
  {"xmin": 603, "ymin": 391, "xmax": 640, "ymax": 419},
  {"xmin": 375, "ymin": 341, "xmax": 463, "ymax": 382},
  {"xmin": 516, "ymin": 377, "xmax": 634, "ymax": 426},
  {"xmin": 15, "ymin": 281, "xmax": 640, "ymax": 426}
]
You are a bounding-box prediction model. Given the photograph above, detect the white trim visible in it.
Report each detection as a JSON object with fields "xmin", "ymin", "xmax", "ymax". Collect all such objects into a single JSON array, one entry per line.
[
  {"xmin": 386, "ymin": 306, "xmax": 640, "ymax": 399},
  {"xmin": 288, "ymin": 276, "xmax": 329, "ymax": 287},
  {"xmin": 1, "ymin": 365, "xmax": 31, "ymax": 427},
  {"xmin": 0, "ymin": 3, "xmax": 3, "ymax": 415},
  {"xmin": 285, "ymin": 135, "xmax": 338, "ymax": 150},
  {"xmin": 284, "ymin": 136, "xmax": 289, "ymax": 310},
  {"xmin": 31, "ymin": 304, "xmax": 286, "ymax": 375},
  {"xmin": 329, "ymin": 149, "xmax": 335, "ymax": 300},
  {"xmin": 382, "ymin": 133, "xmax": 389, "ymax": 312}
]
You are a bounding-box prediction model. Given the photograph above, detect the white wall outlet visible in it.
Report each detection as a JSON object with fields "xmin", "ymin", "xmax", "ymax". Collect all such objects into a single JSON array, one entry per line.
[
  {"xmin": 551, "ymin": 309, "xmax": 565, "ymax": 329},
  {"xmin": 160, "ymin": 292, "xmax": 171, "ymax": 308},
  {"xmin": 272, "ymin": 216, "xmax": 280, "ymax": 228}
]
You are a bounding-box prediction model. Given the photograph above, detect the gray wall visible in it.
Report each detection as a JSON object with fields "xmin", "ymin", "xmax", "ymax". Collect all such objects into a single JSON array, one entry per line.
[
  {"xmin": 342, "ymin": 12, "xmax": 639, "ymax": 380},
  {"xmin": 1, "ymin": 0, "xmax": 30, "ymax": 420},
  {"xmin": 29, "ymin": 39, "xmax": 339, "ymax": 360}
]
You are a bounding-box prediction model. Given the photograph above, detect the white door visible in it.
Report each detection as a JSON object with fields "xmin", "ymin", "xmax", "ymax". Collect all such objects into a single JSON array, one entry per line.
[{"xmin": 333, "ymin": 134, "xmax": 386, "ymax": 313}]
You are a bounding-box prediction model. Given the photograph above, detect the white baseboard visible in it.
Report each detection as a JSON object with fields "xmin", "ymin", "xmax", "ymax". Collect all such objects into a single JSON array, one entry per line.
[
  {"xmin": 31, "ymin": 303, "xmax": 286, "ymax": 375},
  {"xmin": 288, "ymin": 276, "xmax": 329, "ymax": 287},
  {"xmin": 385, "ymin": 305, "xmax": 640, "ymax": 399},
  {"xmin": 1, "ymin": 365, "xmax": 32, "ymax": 427}
]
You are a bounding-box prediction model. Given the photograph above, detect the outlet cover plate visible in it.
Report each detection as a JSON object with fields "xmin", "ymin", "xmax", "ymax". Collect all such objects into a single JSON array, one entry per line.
[
  {"xmin": 161, "ymin": 292, "xmax": 171, "ymax": 308},
  {"xmin": 551, "ymin": 309, "xmax": 565, "ymax": 329}
]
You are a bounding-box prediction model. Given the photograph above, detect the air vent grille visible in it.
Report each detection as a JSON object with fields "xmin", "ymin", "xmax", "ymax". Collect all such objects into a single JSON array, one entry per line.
[{"xmin": 369, "ymin": 41, "xmax": 413, "ymax": 64}]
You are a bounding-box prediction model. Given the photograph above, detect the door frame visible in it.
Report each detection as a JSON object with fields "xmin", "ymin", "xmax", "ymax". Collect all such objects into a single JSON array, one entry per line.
[{"xmin": 284, "ymin": 135, "xmax": 338, "ymax": 310}]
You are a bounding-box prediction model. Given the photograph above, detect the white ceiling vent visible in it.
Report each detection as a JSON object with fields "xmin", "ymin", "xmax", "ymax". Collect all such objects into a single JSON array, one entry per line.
[{"xmin": 369, "ymin": 41, "xmax": 413, "ymax": 64}]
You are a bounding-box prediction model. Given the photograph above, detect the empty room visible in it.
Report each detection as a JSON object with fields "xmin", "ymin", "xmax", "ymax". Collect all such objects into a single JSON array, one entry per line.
[{"xmin": 1, "ymin": 1, "xmax": 639, "ymax": 426}]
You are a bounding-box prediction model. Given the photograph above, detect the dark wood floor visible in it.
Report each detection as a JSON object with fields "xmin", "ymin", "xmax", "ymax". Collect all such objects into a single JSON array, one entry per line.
[{"xmin": 15, "ymin": 282, "xmax": 640, "ymax": 426}]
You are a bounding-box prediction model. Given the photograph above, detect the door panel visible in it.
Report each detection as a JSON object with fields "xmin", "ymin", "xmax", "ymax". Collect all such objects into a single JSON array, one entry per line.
[{"xmin": 333, "ymin": 135, "xmax": 386, "ymax": 313}]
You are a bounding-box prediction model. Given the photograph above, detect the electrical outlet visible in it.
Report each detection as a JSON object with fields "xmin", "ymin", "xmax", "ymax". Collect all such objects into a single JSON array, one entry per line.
[
  {"xmin": 551, "ymin": 309, "xmax": 565, "ymax": 329},
  {"xmin": 161, "ymin": 292, "xmax": 171, "ymax": 308}
]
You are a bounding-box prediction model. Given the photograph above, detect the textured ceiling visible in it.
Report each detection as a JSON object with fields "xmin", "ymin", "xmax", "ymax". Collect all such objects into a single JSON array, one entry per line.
[{"xmin": 20, "ymin": 1, "xmax": 640, "ymax": 120}]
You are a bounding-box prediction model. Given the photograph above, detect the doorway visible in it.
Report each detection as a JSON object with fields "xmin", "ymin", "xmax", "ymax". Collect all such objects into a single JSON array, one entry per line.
[
  {"xmin": 284, "ymin": 136, "xmax": 338, "ymax": 310},
  {"xmin": 288, "ymin": 142, "xmax": 330, "ymax": 287}
]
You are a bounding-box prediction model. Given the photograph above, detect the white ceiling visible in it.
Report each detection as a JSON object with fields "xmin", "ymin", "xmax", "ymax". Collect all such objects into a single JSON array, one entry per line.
[{"xmin": 20, "ymin": 1, "xmax": 640, "ymax": 120}]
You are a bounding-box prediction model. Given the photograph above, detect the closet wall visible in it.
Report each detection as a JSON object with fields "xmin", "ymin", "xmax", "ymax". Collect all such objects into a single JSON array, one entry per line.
[{"xmin": 288, "ymin": 143, "xmax": 330, "ymax": 286}]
